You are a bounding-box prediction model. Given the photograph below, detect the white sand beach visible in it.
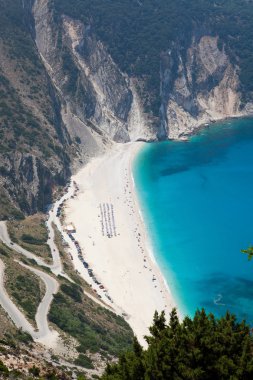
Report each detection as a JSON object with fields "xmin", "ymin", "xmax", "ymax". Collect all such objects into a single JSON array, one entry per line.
[{"xmin": 64, "ymin": 142, "xmax": 176, "ymax": 344}]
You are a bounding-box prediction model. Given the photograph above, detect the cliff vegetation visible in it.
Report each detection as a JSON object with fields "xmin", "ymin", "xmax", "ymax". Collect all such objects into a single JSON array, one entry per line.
[
  {"xmin": 102, "ymin": 308, "xmax": 253, "ymax": 380},
  {"xmin": 53, "ymin": 0, "xmax": 253, "ymax": 113}
]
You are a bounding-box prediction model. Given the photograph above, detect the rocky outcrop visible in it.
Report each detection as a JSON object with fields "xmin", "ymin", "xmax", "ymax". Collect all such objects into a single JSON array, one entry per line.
[
  {"xmin": 2, "ymin": 0, "xmax": 253, "ymax": 220},
  {"xmin": 0, "ymin": 0, "xmax": 73, "ymax": 217},
  {"xmin": 0, "ymin": 152, "xmax": 68, "ymax": 215},
  {"xmin": 160, "ymin": 36, "xmax": 253, "ymax": 139},
  {"xmin": 33, "ymin": 0, "xmax": 253, "ymax": 145},
  {"xmin": 33, "ymin": 0, "xmax": 156, "ymax": 149},
  {"xmin": 62, "ymin": 17, "xmax": 132, "ymax": 143}
]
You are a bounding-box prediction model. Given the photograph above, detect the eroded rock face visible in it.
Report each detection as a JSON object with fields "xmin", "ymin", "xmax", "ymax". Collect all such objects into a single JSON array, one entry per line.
[
  {"xmin": 160, "ymin": 36, "xmax": 252, "ymax": 139},
  {"xmin": 34, "ymin": 0, "xmax": 253, "ymax": 145},
  {"xmin": 3, "ymin": 1, "xmax": 253, "ymax": 219},
  {"xmin": 62, "ymin": 17, "xmax": 132, "ymax": 143},
  {"xmin": 0, "ymin": 0, "xmax": 73, "ymax": 217},
  {"xmin": 33, "ymin": 0, "xmax": 156, "ymax": 145},
  {"xmin": 34, "ymin": 0, "xmax": 253, "ymax": 146},
  {"xmin": 1, "ymin": 153, "xmax": 68, "ymax": 215}
]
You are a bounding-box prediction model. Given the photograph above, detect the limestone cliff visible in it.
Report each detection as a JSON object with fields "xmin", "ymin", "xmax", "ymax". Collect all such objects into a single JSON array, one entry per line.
[
  {"xmin": 33, "ymin": 0, "xmax": 156, "ymax": 153},
  {"xmin": 33, "ymin": 0, "xmax": 253, "ymax": 147},
  {"xmin": 1, "ymin": 153, "xmax": 67, "ymax": 215},
  {"xmin": 0, "ymin": 0, "xmax": 72, "ymax": 218},
  {"xmin": 160, "ymin": 36, "xmax": 253, "ymax": 139},
  {"xmin": 1, "ymin": 0, "xmax": 253, "ymax": 218},
  {"xmin": 34, "ymin": 0, "xmax": 253, "ymax": 144}
]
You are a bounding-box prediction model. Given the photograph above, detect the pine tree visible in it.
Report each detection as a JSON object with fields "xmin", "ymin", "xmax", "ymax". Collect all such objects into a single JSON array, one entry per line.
[{"xmin": 101, "ymin": 309, "xmax": 253, "ymax": 380}]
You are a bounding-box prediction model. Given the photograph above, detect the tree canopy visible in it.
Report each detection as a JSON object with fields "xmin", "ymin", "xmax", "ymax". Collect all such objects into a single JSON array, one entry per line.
[{"xmin": 101, "ymin": 308, "xmax": 253, "ymax": 380}]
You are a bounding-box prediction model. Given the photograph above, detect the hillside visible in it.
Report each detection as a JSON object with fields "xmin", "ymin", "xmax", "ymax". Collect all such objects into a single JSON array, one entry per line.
[
  {"xmin": 1, "ymin": 0, "xmax": 253, "ymax": 378},
  {"xmin": 49, "ymin": 0, "xmax": 253, "ymax": 139},
  {"xmin": 0, "ymin": 0, "xmax": 253, "ymax": 216},
  {"xmin": 0, "ymin": 0, "xmax": 74, "ymax": 219},
  {"xmin": 0, "ymin": 210, "xmax": 133, "ymax": 379},
  {"xmin": 53, "ymin": 0, "xmax": 253, "ymax": 112}
]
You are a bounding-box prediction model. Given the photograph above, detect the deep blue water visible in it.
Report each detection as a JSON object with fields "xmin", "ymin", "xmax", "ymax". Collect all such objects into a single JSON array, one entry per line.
[{"xmin": 133, "ymin": 118, "xmax": 253, "ymax": 322}]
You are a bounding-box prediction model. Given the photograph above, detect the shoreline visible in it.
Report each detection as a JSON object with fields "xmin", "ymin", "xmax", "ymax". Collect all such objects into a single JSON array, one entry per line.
[
  {"xmin": 131, "ymin": 154, "xmax": 185, "ymax": 322},
  {"xmin": 64, "ymin": 142, "xmax": 177, "ymax": 344},
  {"xmin": 173, "ymin": 114, "xmax": 253, "ymax": 141}
]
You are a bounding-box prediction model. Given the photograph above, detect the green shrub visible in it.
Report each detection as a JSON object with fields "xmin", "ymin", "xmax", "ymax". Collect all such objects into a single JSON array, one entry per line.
[
  {"xmin": 74, "ymin": 354, "xmax": 94, "ymax": 369},
  {"xmin": 0, "ymin": 360, "xmax": 8, "ymax": 375},
  {"xmin": 49, "ymin": 290, "xmax": 133, "ymax": 357},
  {"xmin": 15, "ymin": 329, "xmax": 33, "ymax": 344},
  {"xmin": 60, "ymin": 283, "xmax": 82, "ymax": 303},
  {"xmin": 21, "ymin": 234, "xmax": 46, "ymax": 245}
]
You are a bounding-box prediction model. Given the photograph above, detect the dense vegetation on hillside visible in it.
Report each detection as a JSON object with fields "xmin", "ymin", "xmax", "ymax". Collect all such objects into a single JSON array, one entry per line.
[
  {"xmin": 1, "ymin": 0, "xmax": 253, "ymax": 216},
  {"xmin": 8, "ymin": 214, "xmax": 52, "ymax": 263},
  {"xmin": 49, "ymin": 281, "xmax": 133, "ymax": 359},
  {"xmin": 54, "ymin": 0, "xmax": 253, "ymax": 112},
  {"xmin": 0, "ymin": 0, "xmax": 67, "ymax": 157},
  {"xmin": 0, "ymin": 0, "xmax": 72, "ymax": 217},
  {"xmin": 5, "ymin": 260, "xmax": 45, "ymax": 322},
  {"xmin": 1, "ymin": 307, "xmax": 252, "ymax": 379},
  {"xmin": 101, "ymin": 308, "xmax": 253, "ymax": 380},
  {"xmin": 0, "ymin": 216, "xmax": 134, "ymax": 377}
]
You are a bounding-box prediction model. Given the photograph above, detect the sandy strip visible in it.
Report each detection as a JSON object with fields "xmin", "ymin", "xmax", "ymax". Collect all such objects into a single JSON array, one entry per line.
[{"xmin": 65, "ymin": 142, "xmax": 176, "ymax": 344}]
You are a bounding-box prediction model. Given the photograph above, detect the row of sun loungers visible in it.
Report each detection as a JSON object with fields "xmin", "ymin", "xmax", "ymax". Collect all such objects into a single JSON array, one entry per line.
[{"xmin": 99, "ymin": 203, "xmax": 117, "ymax": 238}]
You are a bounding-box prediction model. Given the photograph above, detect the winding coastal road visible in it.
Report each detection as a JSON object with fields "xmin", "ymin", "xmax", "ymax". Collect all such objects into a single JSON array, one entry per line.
[
  {"xmin": 0, "ymin": 221, "xmax": 71, "ymax": 281},
  {"xmin": 0, "ymin": 178, "xmax": 117, "ymax": 347},
  {"xmin": 0, "ymin": 221, "xmax": 51, "ymax": 269},
  {"xmin": 0, "ymin": 258, "xmax": 59, "ymax": 346},
  {"xmin": 18, "ymin": 261, "xmax": 59, "ymax": 346},
  {"xmin": 0, "ymin": 221, "xmax": 61, "ymax": 346},
  {"xmin": 0, "ymin": 259, "xmax": 35, "ymax": 336}
]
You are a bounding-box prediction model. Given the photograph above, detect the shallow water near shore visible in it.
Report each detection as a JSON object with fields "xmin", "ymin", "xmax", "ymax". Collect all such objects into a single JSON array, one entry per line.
[{"xmin": 133, "ymin": 118, "xmax": 253, "ymax": 322}]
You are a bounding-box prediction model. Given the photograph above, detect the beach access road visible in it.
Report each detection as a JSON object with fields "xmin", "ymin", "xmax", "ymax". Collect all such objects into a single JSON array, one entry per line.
[
  {"xmin": 18, "ymin": 261, "xmax": 59, "ymax": 346},
  {"xmin": 0, "ymin": 221, "xmax": 60, "ymax": 347},
  {"xmin": 46, "ymin": 199, "xmax": 65, "ymax": 275},
  {"xmin": 0, "ymin": 257, "xmax": 59, "ymax": 346},
  {"xmin": 0, "ymin": 221, "xmax": 71, "ymax": 282},
  {"xmin": 0, "ymin": 221, "xmax": 50, "ymax": 268},
  {"xmin": 0, "ymin": 215, "xmax": 111, "ymax": 345},
  {"xmin": 0, "ymin": 258, "xmax": 35, "ymax": 336}
]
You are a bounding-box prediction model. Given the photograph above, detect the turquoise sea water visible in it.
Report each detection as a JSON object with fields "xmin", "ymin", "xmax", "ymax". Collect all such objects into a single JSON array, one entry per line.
[{"xmin": 133, "ymin": 118, "xmax": 253, "ymax": 322}]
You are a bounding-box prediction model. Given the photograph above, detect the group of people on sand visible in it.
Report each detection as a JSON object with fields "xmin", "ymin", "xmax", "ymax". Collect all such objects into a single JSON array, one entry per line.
[
  {"xmin": 68, "ymin": 227, "xmax": 113, "ymax": 304},
  {"xmin": 122, "ymin": 166, "xmax": 168, "ymax": 308},
  {"xmin": 99, "ymin": 203, "xmax": 117, "ymax": 238}
]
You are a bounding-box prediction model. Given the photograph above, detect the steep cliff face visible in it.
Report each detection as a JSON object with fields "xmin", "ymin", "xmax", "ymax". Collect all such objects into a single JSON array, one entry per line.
[
  {"xmin": 33, "ymin": 0, "xmax": 253, "ymax": 144},
  {"xmin": 0, "ymin": 0, "xmax": 73, "ymax": 218},
  {"xmin": 160, "ymin": 36, "xmax": 253, "ymax": 139},
  {"xmin": 33, "ymin": 0, "xmax": 156, "ymax": 149},
  {"xmin": 1, "ymin": 153, "xmax": 66, "ymax": 215},
  {"xmin": 2, "ymin": 0, "xmax": 253, "ymax": 218}
]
